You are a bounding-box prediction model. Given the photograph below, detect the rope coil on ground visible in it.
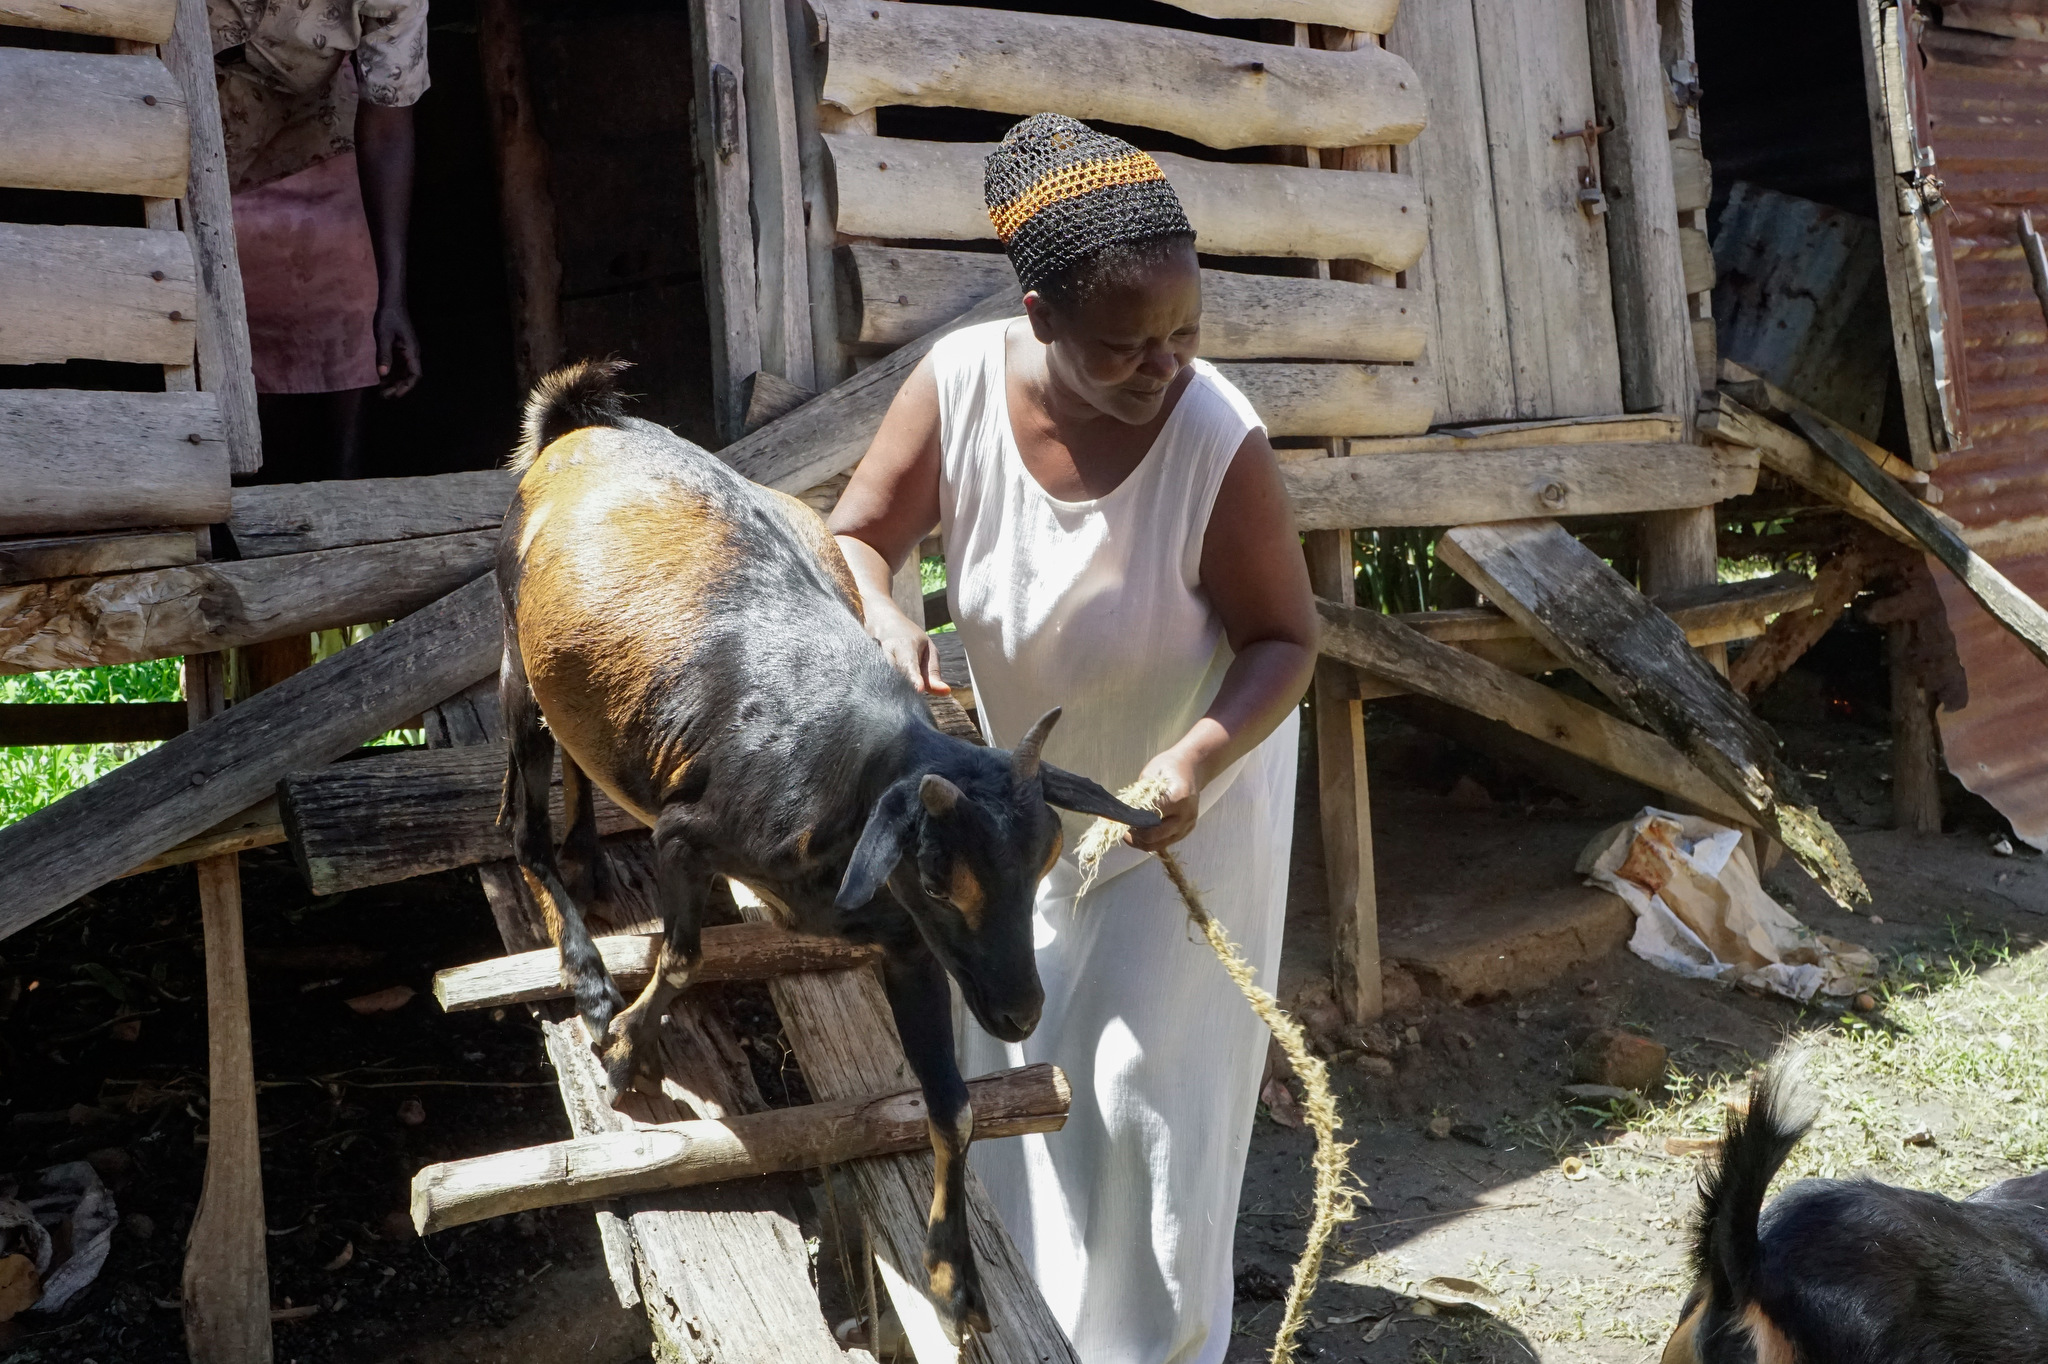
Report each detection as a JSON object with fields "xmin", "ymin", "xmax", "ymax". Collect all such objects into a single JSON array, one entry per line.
[{"xmin": 1075, "ymin": 777, "xmax": 1363, "ymax": 1364}]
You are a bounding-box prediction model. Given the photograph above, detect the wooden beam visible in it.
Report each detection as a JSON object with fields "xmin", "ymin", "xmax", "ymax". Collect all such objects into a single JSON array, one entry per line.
[
  {"xmin": 0, "ymin": 48, "xmax": 187, "ymax": 197},
  {"xmin": 720, "ymin": 290, "xmax": 1019, "ymax": 494},
  {"xmin": 278, "ymin": 745, "xmax": 643, "ymax": 896},
  {"xmin": 1, "ymin": 389, "xmax": 227, "ymax": 537},
  {"xmin": 1697, "ymin": 393, "xmax": 1917, "ymax": 546},
  {"xmin": 0, "ymin": 527, "xmax": 206, "ymax": 586},
  {"xmin": 434, "ymin": 922, "xmax": 881, "ymax": 1013},
  {"xmin": 739, "ymin": 370, "xmax": 816, "ymax": 435},
  {"xmin": 836, "ymin": 244, "xmax": 1426, "ymax": 360},
  {"xmin": 1347, "ymin": 413, "xmax": 1681, "ymax": 455},
  {"xmin": 0, "ymin": 532, "xmax": 498, "ymax": 674},
  {"xmin": 740, "ymin": 0, "xmax": 815, "ymax": 391},
  {"xmin": 1726, "ymin": 541, "xmax": 1894, "ymax": 698},
  {"xmin": 1285, "ymin": 441, "xmax": 1755, "ymax": 530},
  {"xmin": 688, "ymin": 0, "xmax": 761, "ymax": 440},
  {"xmin": 162, "ymin": 0, "xmax": 261, "ymax": 474},
  {"xmin": 1156, "ymin": 0, "xmax": 1397, "ymax": 29},
  {"xmin": 477, "ymin": 0, "xmax": 564, "ymax": 390},
  {"xmin": 1792, "ymin": 412, "xmax": 2048, "ymax": 670},
  {"xmin": 1317, "ymin": 599, "xmax": 1751, "ymax": 825},
  {"xmin": 0, "ymin": 574, "xmax": 501, "ymax": 942},
  {"xmin": 0, "ymin": 701, "xmax": 187, "ymax": 746},
  {"xmin": 1399, "ymin": 572, "xmax": 1812, "ymax": 647},
  {"xmin": 1887, "ymin": 622, "xmax": 1942, "ymax": 834},
  {"xmin": 728, "ymin": 882, "xmax": 1081, "ymax": 1361},
  {"xmin": 1215, "ymin": 362, "xmax": 1433, "ymax": 438},
  {"xmin": 1718, "ymin": 360, "xmax": 1926, "ymax": 486},
  {"xmin": 1436, "ymin": 519, "xmax": 1866, "ymax": 903},
  {"xmin": 411, "ymin": 1063, "xmax": 1070, "ymax": 1236},
  {"xmin": 0, "ymin": 0, "xmax": 174, "ymax": 41},
  {"xmin": 825, "ymin": 134, "xmax": 1426, "ymax": 267},
  {"xmin": 1305, "ymin": 532, "xmax": 1380, "ymax": 1021},
  {"xmin": 814, "ymin": 0, "xmax": 1423, "ymax": 149},
  {"xmin": 1585, "ymin": 0, "xmax": 1697, "ymax": 419},
  {"xmin": 0, "ymin": 224, "xmax": 198, "ymax": 366},
  {"xmin": 226, "ymin": 472, "xmax": 516, "ymax": 558},
  {"xmin": 120, "ymin": 798, "xmax": 284, "ymax": 877}
]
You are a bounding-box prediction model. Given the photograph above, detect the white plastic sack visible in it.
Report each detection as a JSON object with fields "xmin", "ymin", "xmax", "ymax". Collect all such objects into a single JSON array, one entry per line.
[{"xmin": 1579, "ymin": 809, "xmax": 1876, "ymax": 1002}]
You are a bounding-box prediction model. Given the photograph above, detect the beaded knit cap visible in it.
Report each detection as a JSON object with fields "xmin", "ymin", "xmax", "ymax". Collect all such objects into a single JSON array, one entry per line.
[{"xmin": 984, "ymin": 113, "xmax": 1194, "ymax": 295}]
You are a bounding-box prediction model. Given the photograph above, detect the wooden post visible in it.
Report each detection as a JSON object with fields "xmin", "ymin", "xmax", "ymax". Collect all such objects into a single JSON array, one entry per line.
[
  {"xmin": 1888, "ymin": 621, "xmax": 1943, "ymax": 835},
  {"xmin": 688, "ymin": 0, "xmax": 764, "ymax": 440},
  {"xmin": 179, "ymin": 652, "xmax": 273, "ymax": 1364},
  {"xmin": 741, "ymin": 0, "xmax": 815, "ymax": 390},
  {"xmin": 1640, "ymin": 507, "xmax": 1726, "ymax": 672},
  {"xmin": 477, "ymin": 0, "xmax": 563, "ymax": 391},
  {"xmin": 1304, "ymin": 531, "xmax": 1380, "ymax": 1021}
]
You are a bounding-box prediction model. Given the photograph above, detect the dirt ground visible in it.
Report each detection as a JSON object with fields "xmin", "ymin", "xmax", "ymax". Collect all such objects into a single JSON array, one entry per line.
[{"xmin": 3, "ymin": 640, "xmax": 2045, "ymax": 1364}]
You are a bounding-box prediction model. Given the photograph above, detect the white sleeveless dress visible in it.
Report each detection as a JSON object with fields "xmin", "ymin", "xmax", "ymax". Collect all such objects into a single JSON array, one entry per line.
[{"xmin": 935, "ymin": 319, "xmax": 1299, "ymax": 1364}]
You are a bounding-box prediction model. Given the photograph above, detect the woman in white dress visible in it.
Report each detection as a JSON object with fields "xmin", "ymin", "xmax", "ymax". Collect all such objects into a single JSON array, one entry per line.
[{"xmin": 829, "ymin": 114, "xmax": 1317, "ymax": 1364}]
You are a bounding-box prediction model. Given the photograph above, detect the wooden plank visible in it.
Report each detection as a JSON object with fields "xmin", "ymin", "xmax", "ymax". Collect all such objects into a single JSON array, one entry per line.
[
  {"xmin": 0, "ymin": 0, "xmax": 174, "ymax": 41},
  {"xmin": 0, "ymin": 224, "xmax": 197, "ymax": 366},
  {"xmin": 177, "ymin": 654, "xmax": 273, "ymax": 1364},
  {"xmin": 1435, "ymin": 519, "xmax": 1866, "ymax": 903},
  {"xmin": 1679, "ymin": 224, "xmax": 1714, "ymax": 295},
  {"xmin": 689, "ymin": 0, "xmax": 762, "ymax": 441},
  {"xmin": 741, "ymin": 0, "xmax": 815, "ymax": 390},
  {"xmin": 477, "ymin": 0, "xmax": 565, "ymax": 389},
  {"xmin": 411, "ymin": 1064, "xmax": 1070, "ymax": 1236},
  {"xmin": 1718, "ymin": 359, "xmax": 1924, "ymax": 485},
  {"xmin": 120, "ymin": 798, "xmax": 284, "ymax": 878},
  {"xmin": 1792, "ymin": 412, "xmax": 2048, "ymax": 670},
  {"xmin": 1727, "ymin": 542, "xmax": 1894, "ymax": 699},
  {"xmin": 1156, "ymin": 0, "xmax": 1397, "ymax": 30},
  {"xmin": 0, "ymin": 575, "xmax": 502, "ymax": 943},
  {"xmin": 1284, "ymin": 441, "xmax": 1756, "ymax": 530},
  {"xmin": 790, "ymin": 10, "xmax": 854, "ymax": 388},
  {"xmin": 434, "ymin": 922, "xmax": 880, "ymax": 1013},
  {"xmin": 825, "ymin": 134, "xmax": 1426, "ymax": 268},
  {"xmin": 836, "ymin": 244, "xmax": 1426, "ymax": 360},
  {"xmin": 0, "ymin": 527, "xmax": 205, "ymax": 586},
  {"xmin": 721, "ymin": 291, "xmax": 1020, "ymax": 494},
  {"xmin": 1695, "ymin": 393, "xmax": 1918, "ymax": 546},
  {"xmin": 0, "ymin": 701, "xmax": 187, "ymax": 746},
  {"xmin": 226, "ymin": 472, "xmax": 516, "ymax": 558},
  {"xmin": 1305, "ymin": 531, "xmax": 1379, "ymax": 1020},
  {"xmin": 1214, "ymin": 362, "xmax": 1434, "ymax": 438},
  {"xmin": 1386, "ymin": 0, "xmax": 1514, "ymax": 423},
  {"xmin": 1316, "ymin": 598, "xmax": 1752, "ymax": 824},
  {"xmin": 740, "ymin": 371, "xmax": 817, "ymax": 434},
  {"xmin": 278, "ymin": 745, "xmax": 642, "ymax": 896},
  {"xmin": 813, "ymin": 0, "xmax": 1425, "ymax": 149},
  {"xmin": 731, "ymin": 884, "xmax": 1081, "ymax": 1364},
  {"xmin": 1585, "ymin": 0, "xmax": 1697, "ymax": 420},
  {"xmin": 1402, "ymin": 572, "xmax": 1813, "ymax": 645},
  {"xmin": 1888, "ymin": 622, "xmax": 1942, "ymax": 834},
  {"xmin": 1345, "ymin": 413, "xmax": 1679, "ymax": 455},
  {"xmin": 1670, "ymin": 136, "xmax": 1709, "ymax": 212},
  {"xmin": 0, "ymin": 532, "xmax": 498, "ymax": 674},
  {"xmin": 0, "ymin": 389, "xmax": 227, "ymax": 537},
  {"xmin": 1469, "ymin": 0, "xmax": 1623, "ymax": 418},
  {"xmin": 0, "ymin": 48, "xmax": 187, "ymax": 197},
  {"xmin": 163, "ymin": 0, "xmax": 260, "ymax": 474}
]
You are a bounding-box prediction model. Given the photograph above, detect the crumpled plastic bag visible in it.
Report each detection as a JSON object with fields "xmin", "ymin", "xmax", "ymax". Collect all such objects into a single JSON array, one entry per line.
[
  {"xmin": 17, "ymin": 1162, "xmax": 118, "ymax": 1315},
  {"xmin": 1579, "ymin": 809, "xmax": 1877, "ymax": 1002}
]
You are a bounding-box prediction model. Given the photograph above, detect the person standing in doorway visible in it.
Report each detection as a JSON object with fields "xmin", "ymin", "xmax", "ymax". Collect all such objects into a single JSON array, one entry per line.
[
  {"xmin": 211, "ymin": 0, "xmax": 428, "ymax": 482},
  {"xmin": 830, "ymin": 113, "xmax": 1317, "ymax": 1361}
]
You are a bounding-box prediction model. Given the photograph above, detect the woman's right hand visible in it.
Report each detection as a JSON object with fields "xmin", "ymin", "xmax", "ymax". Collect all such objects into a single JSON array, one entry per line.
[{"xmin": 872, "ymin": 606, "xmax": 951, "ymax": 695}]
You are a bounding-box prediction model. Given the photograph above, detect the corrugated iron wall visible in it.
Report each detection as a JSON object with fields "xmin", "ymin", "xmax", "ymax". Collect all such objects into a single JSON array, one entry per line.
[{"xmin": 1917, "ymin": 17, "xmax": 2048, "ymax": 846}]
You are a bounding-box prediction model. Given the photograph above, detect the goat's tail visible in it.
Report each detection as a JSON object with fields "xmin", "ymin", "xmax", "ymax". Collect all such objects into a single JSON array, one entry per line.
[
  {"xmin": 1691, "ymin": 1063, "xmax": 1816, "ymax": 1312},
  {"xmin": 510, "ymin": 358, "xmax": 634, "ymax": 472}
]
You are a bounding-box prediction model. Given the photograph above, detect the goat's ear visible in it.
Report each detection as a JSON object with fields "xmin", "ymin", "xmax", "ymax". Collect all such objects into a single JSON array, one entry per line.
[
  {"xmin": 835, "ymin": 777, "xmax": 921, "ymax": 911},
  {"xmin": 1039, "ymin": 763, "xmax": 1163, "ymax": 828}
]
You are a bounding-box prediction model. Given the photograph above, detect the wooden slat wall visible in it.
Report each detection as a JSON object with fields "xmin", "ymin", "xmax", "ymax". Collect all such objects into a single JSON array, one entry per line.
[
  {"xmin": 0, "ymin": 0, "xmax": 175, "ymax": 41},
  {"xmin": 0, "ymin": 48, "xmax": 188, "ymax": 198},
  {"xmin": 0, "ymin": 223, "xmax": 200, "ymax": 367}
]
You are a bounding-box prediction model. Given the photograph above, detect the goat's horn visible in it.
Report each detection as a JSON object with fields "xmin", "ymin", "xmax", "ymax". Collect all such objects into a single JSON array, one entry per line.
[{"xmin": 1011, "ymin": 707, "xmax": 1062, "ymax": 783}]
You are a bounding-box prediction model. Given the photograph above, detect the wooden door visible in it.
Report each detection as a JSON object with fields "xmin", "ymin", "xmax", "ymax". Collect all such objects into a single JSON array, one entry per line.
[{"xmin": 1390, "ymin": 0, "xmax": 1626, "ymax": 423}]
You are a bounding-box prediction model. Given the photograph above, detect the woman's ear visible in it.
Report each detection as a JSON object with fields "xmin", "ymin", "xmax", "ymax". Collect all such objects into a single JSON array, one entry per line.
[
  {"xmin": 1022, "ymin": 289, "xmax": 1058, "ymax": 345},
  {"xmin": 835, "ymin": 777, "xmax": 922, "ymax": 910}
]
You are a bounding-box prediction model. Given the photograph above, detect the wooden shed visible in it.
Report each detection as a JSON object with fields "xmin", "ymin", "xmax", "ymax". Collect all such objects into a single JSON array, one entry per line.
[{"xmin": 10, "ymin": 0, "xmax": 2044, "ymax": 1357}]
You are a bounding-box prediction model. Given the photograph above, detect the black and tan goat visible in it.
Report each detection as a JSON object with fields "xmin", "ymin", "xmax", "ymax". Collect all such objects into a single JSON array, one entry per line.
[
  {"xmin": 1664, "ymin": 1067, "xmax": 2048, "ymax": 1364},
  {"xmin": 494, "ymin": 360, "xmax": 1154, "ymax": 1334}
]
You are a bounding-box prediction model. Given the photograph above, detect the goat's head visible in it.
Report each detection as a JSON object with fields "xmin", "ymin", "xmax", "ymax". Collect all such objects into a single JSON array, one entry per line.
[{"xmin": 833, "ymin": 707, "xmax": 1160, "ymax": 1041}]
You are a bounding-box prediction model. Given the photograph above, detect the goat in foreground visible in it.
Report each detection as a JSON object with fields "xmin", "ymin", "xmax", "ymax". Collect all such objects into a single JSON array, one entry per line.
[
  {"xmin": 1664, "ymin": 1066, "xmax": 2048, "ymax": 1363},
  {"xmin": 494, "ymin": 360, "xmax": 1155, "ymax": 1335}
]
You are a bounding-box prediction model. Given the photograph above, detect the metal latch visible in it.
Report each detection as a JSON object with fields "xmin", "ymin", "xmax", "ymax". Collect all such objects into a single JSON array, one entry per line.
[{"xmin": 1555, "ymin": 119, "xmax": 1612, "ymax": 217}]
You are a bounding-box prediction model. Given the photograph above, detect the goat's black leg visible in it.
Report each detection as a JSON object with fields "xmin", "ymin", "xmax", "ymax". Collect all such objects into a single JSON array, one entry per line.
[
  {"xmin": 601, "ymin": 802, "xmax": 708, "ymax": 1107},
  {"xmin": 881, "ymin": 944, "xmax": 988, "ymax": 1340},
  {"xmin": 499, "ymin": 631, "xmax": 623, "ymax": 1045},
  {"xmin": 557, "ymin": 752, "xmax": 612, "ymax": 918}
]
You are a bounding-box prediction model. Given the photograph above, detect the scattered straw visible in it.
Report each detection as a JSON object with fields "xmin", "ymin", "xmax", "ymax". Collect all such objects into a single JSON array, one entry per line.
[{"xmin": 1075, "ymin": 777, "xmax": 1362, "ymax": 1364}]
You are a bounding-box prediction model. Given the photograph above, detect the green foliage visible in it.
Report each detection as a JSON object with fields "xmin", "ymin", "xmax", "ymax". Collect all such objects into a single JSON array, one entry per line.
[
  {"xmin": 1351, "ymin": 527, "xmax": 1462, "ymax": 615},
  {"xmin": 0, "ymin": 659, "xmax": 183, "ymax": 829}
]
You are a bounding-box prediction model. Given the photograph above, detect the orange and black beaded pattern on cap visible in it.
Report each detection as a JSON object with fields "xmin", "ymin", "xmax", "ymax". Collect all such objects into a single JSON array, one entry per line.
[{"xmin": 984, "ymin": 113, "xmax": 1194, "ymax": 295}]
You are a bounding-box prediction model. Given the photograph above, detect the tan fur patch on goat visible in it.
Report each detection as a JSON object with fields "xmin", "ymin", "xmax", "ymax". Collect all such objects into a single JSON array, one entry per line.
[
  {"xmin": 949, "ymin": 862, "xmax": 986, "ymax": 929},
  {"xmin": 1741, "ymin": 1302, "xmax": 1799, "ymax": 1364},
  {"xmin": 1660, "ymin": 1299, "xmax": 1704, "ymax": 1364}
]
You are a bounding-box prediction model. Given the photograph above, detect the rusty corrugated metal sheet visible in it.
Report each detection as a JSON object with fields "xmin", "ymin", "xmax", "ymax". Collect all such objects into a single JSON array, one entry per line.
[{"xmin": 1915, "ymin": 21, "xmax": 2048, "ymax": 846}]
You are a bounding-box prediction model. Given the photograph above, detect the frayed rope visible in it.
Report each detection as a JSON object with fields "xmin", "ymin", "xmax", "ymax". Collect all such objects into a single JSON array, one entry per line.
[{"xmin": 1075, "ymin": 777, "xmax": 1363, "ymax": 1364}]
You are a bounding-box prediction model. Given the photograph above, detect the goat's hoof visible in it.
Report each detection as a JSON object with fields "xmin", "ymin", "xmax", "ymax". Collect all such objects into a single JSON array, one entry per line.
[
  {"xmin": 599, "ymin": 1024, "xmax": 662, "ymax": 1110},
  {"xmin": 926, "ymin": 1258, "xmax": 991, "ymax": 1342}
]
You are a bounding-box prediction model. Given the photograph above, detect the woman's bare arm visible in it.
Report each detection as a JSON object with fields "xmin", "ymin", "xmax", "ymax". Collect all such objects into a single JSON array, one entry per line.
[
  {"xmin": 1128, "ymin": 427, "xmax": 1318, "ymax": 851},
  {"xmin": 828, "ymin": 358, "xmax": 950, "ymax": 693}
]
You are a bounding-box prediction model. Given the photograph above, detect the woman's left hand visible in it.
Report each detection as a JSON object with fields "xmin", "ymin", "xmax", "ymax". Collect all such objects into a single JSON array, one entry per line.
[{"xmin": 1127, "ymin": 749, "xmax": 1200, "ymax": 852}]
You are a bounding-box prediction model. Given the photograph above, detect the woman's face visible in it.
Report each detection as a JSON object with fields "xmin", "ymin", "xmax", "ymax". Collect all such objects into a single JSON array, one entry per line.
[{"xmin": 1026, "ymin": 245, "xmax": 1202, "ymax": 425}]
